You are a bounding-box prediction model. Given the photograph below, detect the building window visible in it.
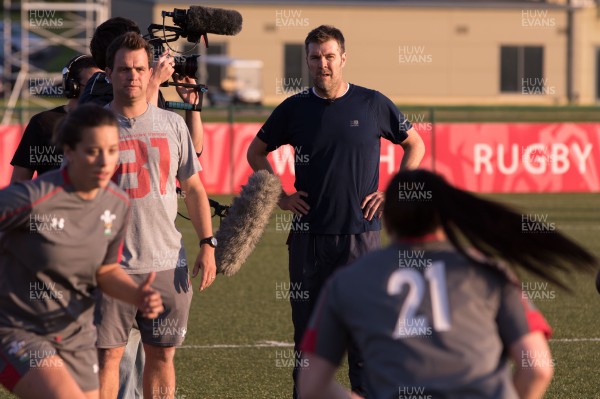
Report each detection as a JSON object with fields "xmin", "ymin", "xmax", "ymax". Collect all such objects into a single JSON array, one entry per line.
[
  {"xmin": 205, "ymin": 42, "xmax": 227, "ymax": 90},
  {"xmin": 500, "ymin": 46, "xmax": 544, "ymax": 93},
  {"xmin": 284, "ymin": 43, "xmax": 309, "ymax": 90},
  {"xmin": 596, "ymin": 48, "xmax": 600, "ymax": 101}
]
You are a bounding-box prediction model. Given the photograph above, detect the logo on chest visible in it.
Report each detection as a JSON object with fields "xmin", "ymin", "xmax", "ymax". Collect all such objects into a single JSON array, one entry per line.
[
  {"xmin": 100, "ymin": 210, "xmax": 117, "ymax": 236},
  {"xmin": 349, "ymin": 120, "xmax": 360, "ymax": 127},
  {"xmin": 29, "ymin": 214, "xmax": 65, "ymax": 233}
]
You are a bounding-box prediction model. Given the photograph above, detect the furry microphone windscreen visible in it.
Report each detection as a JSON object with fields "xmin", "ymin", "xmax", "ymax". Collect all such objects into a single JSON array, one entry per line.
[{"xmin": 216, "ymin": 170, "xmax": 281, "ymax": 276}]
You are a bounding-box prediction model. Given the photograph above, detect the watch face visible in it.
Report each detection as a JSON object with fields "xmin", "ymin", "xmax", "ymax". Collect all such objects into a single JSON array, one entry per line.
[{"xmin": 201, "ymin": 237, "xmax": 217, "ymax": 247}]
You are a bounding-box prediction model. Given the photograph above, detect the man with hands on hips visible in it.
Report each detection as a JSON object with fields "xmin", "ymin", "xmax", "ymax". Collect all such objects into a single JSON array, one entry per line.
[{"xmin": 247, "ymin": 25, "xmax": 425, "ymax": 398}]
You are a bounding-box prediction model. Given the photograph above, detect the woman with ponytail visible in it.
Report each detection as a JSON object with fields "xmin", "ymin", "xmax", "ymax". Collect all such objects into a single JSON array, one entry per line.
[
  {"xmin": 298, "ymin": 169, "xmax": 597, "ymax": 399},
  {"xmin": 0, "ymin": 104, "xmax": 163, "ymax": 399}
]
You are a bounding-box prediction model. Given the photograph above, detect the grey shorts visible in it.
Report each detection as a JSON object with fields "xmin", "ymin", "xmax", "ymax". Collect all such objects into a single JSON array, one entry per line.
[
  {"xmin": 95, "ymin": 268, "xmax": 193, "ymax": 348},
  {"xmin": 0, "ymin": 324, "xmax": 98, "ymax": 392}
]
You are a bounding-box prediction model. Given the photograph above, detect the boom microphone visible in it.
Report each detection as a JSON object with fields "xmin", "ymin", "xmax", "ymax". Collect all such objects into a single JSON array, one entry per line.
[
  {"xmin": 166, "ymin": 6, "xmax": 243, "ymax": 37},
  {"xmin": 215, "ymin": 171, "xmax": 281, "ymax": 276}
]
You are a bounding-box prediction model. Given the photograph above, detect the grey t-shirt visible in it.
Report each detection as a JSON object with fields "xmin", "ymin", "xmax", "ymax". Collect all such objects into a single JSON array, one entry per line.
[
  {"xmin": 302, "ymin": 241, "xmax": 537, "ymax": 399},
  {"xmin": 0, "ymin": 169, "xmax": 129, "ymax": 334},
  {"xmin": 109, "ymin": 103, "xmax": 201, "ymax": 273}
]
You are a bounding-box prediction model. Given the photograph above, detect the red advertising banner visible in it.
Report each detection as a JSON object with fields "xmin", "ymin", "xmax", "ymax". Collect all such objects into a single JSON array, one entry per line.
[
  {"xmin": 0, "ymin": 125, "xmax": 25, "ymax": 187},
  {"xmin": 431, "ymin": 123, "xmax": 600, "ymax": 192},
  {"xmin": 1, "ymin": 122, "xmax": 598, "ymax": 193}
]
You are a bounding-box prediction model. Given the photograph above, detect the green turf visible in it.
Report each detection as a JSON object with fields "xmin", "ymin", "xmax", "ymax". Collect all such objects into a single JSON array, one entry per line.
[
  {"xmin": 173, "ymin": 193, "xmax": 600, "ymax": 398},
  {"xmin": 5, "ymin": 104, "xmax": 600, "ymax": 125},
  {"xmin": 0, "ymin": 193, "xmax": 597, "ymax": 398}
]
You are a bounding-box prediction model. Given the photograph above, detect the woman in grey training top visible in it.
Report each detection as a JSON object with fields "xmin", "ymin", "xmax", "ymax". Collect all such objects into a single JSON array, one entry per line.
[
  {"xmin": 0, "ymin": 104, "xmax": 163, "ymax": 399},
  {"xmin": 299, "ymin": 169, "xmax": 596, "ymax": 399}
]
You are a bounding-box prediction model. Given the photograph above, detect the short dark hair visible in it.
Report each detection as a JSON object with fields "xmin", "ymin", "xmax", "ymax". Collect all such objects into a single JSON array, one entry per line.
[
  {"xmin": 69, "ymin": 56, "xmax": 98, "ymax": 85},
  {"xmin": 54, "ymin": 104, "xmax": 118, "ymax": 149},
  {"xmin": 90, "ymin": 17, "xmax": 140, "ymax": 70},
  {"xmin": 304, "ymin": 25, "xmax": 345, "ymax": 54},
  {"xmin": 105, "ymin": 32, "xmax": 152, "ymax": 71}
]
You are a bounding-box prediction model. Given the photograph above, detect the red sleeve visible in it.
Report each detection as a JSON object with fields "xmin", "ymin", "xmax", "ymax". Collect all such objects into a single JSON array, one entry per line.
[{"xmin": 521, "ymin": 296, "xmax": 552, "ymax": 339}]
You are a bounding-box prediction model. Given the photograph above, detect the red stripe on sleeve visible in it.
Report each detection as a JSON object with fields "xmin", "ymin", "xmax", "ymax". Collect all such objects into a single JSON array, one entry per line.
[
  {"xmin": 0, "ymin": 186, "xmax": 63, "ymax": 224},
  {"xmin": 106, "ymin": 185, "xmax": 130, "ymax": 205},
  {"xmin": 521, "ymin": 297, "xmax": 552, "ymax": 339},
  {"xmin": 300, "ymin": 329, "xmax": 318, "ymax": 353},
  {"xmin": 0, "ymin": 355, "xmax": 23, "ymax": 391},
  {"xmin": 116, "ymin": 240, "xmax": 124, "ymax": 264}
]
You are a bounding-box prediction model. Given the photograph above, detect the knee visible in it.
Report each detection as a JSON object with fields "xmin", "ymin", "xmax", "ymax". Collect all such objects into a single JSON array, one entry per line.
[
  {"xmin": 143, "ymin": 345, "xmax": 175, "ymax": 364},
  {"xmin": 98, "ymin": 347, "xmax": 125, "ymax": 368}
]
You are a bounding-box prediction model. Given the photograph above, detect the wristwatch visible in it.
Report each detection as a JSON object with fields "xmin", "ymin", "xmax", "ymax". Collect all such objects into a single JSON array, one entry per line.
[{"xmin": 199, "ymin": 236, "xmax": 218, "ymax": 248}]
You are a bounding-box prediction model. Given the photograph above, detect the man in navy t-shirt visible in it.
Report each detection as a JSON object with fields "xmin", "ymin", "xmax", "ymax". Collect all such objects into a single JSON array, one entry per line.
[{"xmin": 247, "ymin": 25, "xmax": 425, "ymax": 397}]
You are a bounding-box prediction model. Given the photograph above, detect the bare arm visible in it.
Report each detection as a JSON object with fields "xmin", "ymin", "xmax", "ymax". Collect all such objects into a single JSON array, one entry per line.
[
  {"xmin": 147, "ymin": 50, "xmax": 174, "ymax": 106},
  {"xmin": 10, "ymin": 166, "xmax": 35, "ymax": 183},
  {"xmin": 174, "ymin": 75, "xmax": 204, "ymax": 154},
  {"xmin": 247, "ymin": 136, "xmax": 274, "ymax": 173},
  {"xmin": 361, "ymin": 127, "xmax": 425, "ymax": 219},
  {"xmin": 96, "ymin": 264, "xmax": 163, "ymax": 318},
  {"xmin": 180, "ymin": 173, "xmax": 216, "ymax": 291},
  {"xmin": 298, "ymin": 353, "xmax": 358, "ymax": 399},
  {"xmin": 509, "ymin": 331, "xmax": 554, "ymax": 399},
  {"xmin": 399, "ymin": 127, "xmax": 425, "ymax": 170},
  {"xmin": 246, "ymin": 136, "xmax": 309, "ymax": 215},
  {"xmin": 186, "ymin": 109, "xmax": 203, "ymax": 155}
]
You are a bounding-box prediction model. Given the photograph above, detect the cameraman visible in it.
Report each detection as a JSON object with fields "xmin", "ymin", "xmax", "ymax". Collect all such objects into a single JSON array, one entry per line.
[{"xmin": 10, "ymin": 55, "xmax": 100, "ymax": 182}]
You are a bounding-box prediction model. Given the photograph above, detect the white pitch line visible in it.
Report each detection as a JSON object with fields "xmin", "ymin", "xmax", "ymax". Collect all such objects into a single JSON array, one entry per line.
[
  {"xmin": 180, "ymin": 339, "xmax": 600, "ymax": 349},
  {"xmin": 180, "ymin": 341, "xmax": 294, "ymax": 349},
  {"xmin": 558, "ymin": 225, "xmax": 600, "ymax": 230}
]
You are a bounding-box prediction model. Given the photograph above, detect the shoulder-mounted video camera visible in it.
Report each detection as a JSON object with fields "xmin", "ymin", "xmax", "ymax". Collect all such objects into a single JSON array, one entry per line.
[{"xmin": 145, "ymin": 6, "xmax": 243, "ymax": 110}]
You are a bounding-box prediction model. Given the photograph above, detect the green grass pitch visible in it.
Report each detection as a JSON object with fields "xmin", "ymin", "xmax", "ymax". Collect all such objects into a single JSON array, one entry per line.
[{"xmin": 173, "ymin": 193, "xmax": 600, "ymax": 399}]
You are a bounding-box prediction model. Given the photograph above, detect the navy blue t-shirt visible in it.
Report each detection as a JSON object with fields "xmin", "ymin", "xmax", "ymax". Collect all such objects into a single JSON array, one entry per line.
[{"xmin": 258, "ymin": 84, "xmax": 411, "ymax": 234}]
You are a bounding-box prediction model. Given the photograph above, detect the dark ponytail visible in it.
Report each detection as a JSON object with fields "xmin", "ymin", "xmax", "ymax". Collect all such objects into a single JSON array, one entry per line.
[{"xmin": 383, "ymin": 169, "xmax": 597, "ymax": 290}]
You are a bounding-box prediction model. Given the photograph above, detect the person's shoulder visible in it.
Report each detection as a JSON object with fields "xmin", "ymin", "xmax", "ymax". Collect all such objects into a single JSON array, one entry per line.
[
  {"xmin": 29, "ymin": 105, "xmax": 66, "ymax": 125},
  {"xmin": 350, "ymin": 84, "xmax": 389, "ymax": 103},
  {"xmin": 20, "ymin": 169, "xmax": 66, "ymax": 200},
  {"xmin": 88, "ymin": 71, "xmax": 110, "ymax": 93},
  {"xmin": 79, "ymin": 72, "xmax": 113, "ymax": 106},
  {"xmin": 148, "ymin": 103, "xmax": 185, "ymax": 124},
  {"xmin": 35, "ymin": 168, "xmax": 64, "ymax": 185},
  {"xmin": 334, "ymin": 246, "xmax": 394, "ymax": 282},
  {"xmin": 280, "ymin": 89, "xmax": 314, "ymax": 107},
  {"xmin": 103, "ymin": 181, "xmax": 130, "ymax": 207}
]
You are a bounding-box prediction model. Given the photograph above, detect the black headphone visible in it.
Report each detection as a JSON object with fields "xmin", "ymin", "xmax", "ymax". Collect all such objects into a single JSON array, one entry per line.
[{"xmin": 62, "ymin": 54, "xmax": 91, "ymax": 99}]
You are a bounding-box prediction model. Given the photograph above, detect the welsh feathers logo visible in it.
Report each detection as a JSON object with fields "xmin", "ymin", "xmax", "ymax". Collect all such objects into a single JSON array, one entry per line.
[
  {"xmin": 29, "ymin": 214, "xmax": 65, "ymax": 232},
  {"xmin": 100, "ymin": 210, "xmax": 117, "ymax": 236},
  {"xmin": 50, "ymin": 217, "xmax": 65, "ymax": 230}
]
